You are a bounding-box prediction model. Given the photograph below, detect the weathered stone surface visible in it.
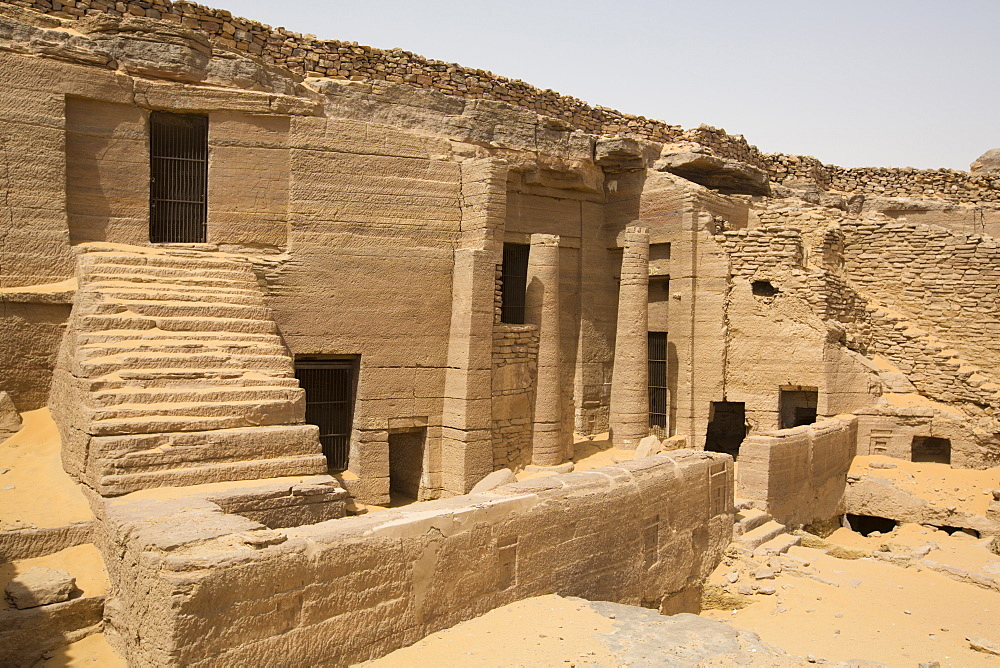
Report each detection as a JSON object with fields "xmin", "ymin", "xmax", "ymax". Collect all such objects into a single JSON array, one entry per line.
[
  {"xmin": 5, "ymin": 567, "xmax": 77, "ymax": 609},
  {"xmin": 0, "ymin": 391, "xmax": 22, "ymax": 440},
  {"xmin": 971, "ymin": 148, "xmax": 1000, "ymax": 174},
  {"xmin": 634, "ymin": 435, "xmax": 661, "ymax": 458},
  {"xmin": 655, "ymin": 151, "xmax": 770, "ymax": 195}
]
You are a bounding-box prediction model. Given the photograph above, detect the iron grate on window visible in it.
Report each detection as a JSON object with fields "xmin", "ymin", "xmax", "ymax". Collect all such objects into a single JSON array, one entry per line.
[
  {"xmin": 295, "ymin": 360, "xmax": 357, "ymax": 471},
  {"xmin": 648, "ymin": 331, "xmax": 668, "ymax": 436},
  {"xmin": 149, "ymin": 111, "xmax": 208, "ymax": 244},
  {"xmin": 500, "ymin": 243, "xmax": 529, "ymax": 324}
]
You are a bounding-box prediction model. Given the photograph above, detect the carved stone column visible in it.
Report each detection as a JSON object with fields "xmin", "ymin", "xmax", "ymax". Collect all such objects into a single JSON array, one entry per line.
[
  {"xmin": 610, "ymin": 226, "xmax": 650, "ymax": 449},
  {"xmin": 525, "ymin": 233, "xmax": 567, "ymax": 469}
]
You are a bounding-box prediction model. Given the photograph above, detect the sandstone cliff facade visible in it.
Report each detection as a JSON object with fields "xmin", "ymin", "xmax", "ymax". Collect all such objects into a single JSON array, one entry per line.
[{"xmin": 2, "ymin": 0, "xmax": 1000, "ymax": 663}]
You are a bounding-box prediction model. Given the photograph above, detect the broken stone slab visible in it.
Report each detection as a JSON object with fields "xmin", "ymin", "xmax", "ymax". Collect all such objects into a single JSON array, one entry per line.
[
  {"xmin": 0, "ymin": 391, "xmax": 22, "ymax": 441},
  {"xmin": 654, "ymin": 151, "xmax": 770, "ymax": 196},
  {"xmin": 4, "ymin": 567, "xmax": 77, "ymax": 609},
  {"xmin": 634, "ymin": 435, "xmax": 662, "ymax": 459},
  {"xmin": 969, "ymin": 637, "xmax": 1000, "ymax": 656},
  {"xmin": 470, "ymin": 468, "xmax": 517, "ymax": 493}
]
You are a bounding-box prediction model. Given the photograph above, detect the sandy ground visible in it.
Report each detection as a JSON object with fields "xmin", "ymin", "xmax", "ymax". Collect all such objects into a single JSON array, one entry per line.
[
  {"xmin": 36, "ymin": 633, "xmax": 127, "ymax": 667},
  {"xmin": 852, "ymin": 454, "xmax": 1000, "ymax": 515},
  {"xmin": 703, "ymin": 524, "xmax": 1000, "ymax": 667},
  {"xmin": 0, "ymin": 409, "xmax": 93, "ymax": 531},
  {"xmin": 517, "ymin": 433, "xmax": 632, "ymax": 482},
  {"xmin": 363, "ymin": 594, "xmax": 619, "ymax": 667}
]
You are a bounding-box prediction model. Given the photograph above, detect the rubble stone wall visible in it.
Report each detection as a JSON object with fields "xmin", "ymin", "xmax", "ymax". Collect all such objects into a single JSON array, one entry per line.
[
  {"xmin": 9, "ymin": 0, "xmax": 998, "ymax": 205},
  {"xmin": 100, "ymin": 451, "xmax": 734, "ymax": 666},
  {"xmin": 491, "ymin": 324, "xmax": 538, "ymax": 470},
  {"xmin": 737, "ymin": 415, "xmax": 857, "ymax": 528},
  {"xmin": 841, "ymin": 217, "xmax": 1000, "ymax": 380}
]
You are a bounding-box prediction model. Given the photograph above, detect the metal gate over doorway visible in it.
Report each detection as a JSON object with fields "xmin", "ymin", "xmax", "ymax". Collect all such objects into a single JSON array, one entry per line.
[
  {"xmin": 149, "ymin": 111, "xmax": 208, "ymax": 243},
  {"xmin": 295, "ymin": 359, "xmax": 357, "ymax": 471}
]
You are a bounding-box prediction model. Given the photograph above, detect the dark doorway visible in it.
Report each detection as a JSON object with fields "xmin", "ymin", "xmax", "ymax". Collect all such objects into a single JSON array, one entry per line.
[
  {"xmin": 845, "ymin": 514, "xmax": 897, "ymax": 537},
  {"xmin": 705, "ymin": 401, "xmax": 746, "ymax": 458},
  {"xmin": 294, "ymin": 358, "xmax": 357, "ymax": 471},
  {"xmin": 911, "ymin": 436, "xmax": 951, "ymax": 464},
  {"xmin": 779, "ymin": 387, "xmax": 818, "ymax": 429},
  {"xmin": 389, "ymin": 428, "xmax": 425, "ymax": 501},
  {"xmin": 149, "ymin": 111, "xmax": 208, "ymax": 243},
  {"xmin": 500, "ymin": 243, "xmax": 529, "ymax": 324},
  {"xmin": 648, "ymin": 332, "xmax": 668, "ymax": 437}
]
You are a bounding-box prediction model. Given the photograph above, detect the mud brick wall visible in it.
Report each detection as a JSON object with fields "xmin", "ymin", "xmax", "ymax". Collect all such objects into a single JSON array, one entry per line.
[
  {"xmin": 841, "ymin": 217, "xmax": 1000, "ymax": 380},
  {"xmin": 491, "ymin": 324, "xmax": 538, "ymax": 470},
  {"xmin": 99, "ymin": 451, "xmax": 734, "ymax": 666},
  {"xmin": 737, "ymin": 415, "xmax": 857, "ymax": 528}
]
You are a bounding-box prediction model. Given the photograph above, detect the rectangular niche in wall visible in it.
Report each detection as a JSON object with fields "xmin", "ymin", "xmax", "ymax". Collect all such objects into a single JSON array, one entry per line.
[
  {"xmin": 389, "ymin": 427, "xmax": 426, "ymax": 501},
  {"xmin": 779, "ymin": 387, "xmax": 818, "ymax": 429},
  {"xmin": 149, "ymin": 111, "xmax": 208, "ymax": 243},
  {"xmin": 295, "ymin": 358, "xmax": 358, "ymax": 471},
  {"xmin": 500, "ymin": 242, "xmax": 529, "ymax": 324},
  {"xmin": 705, "ymin": 401, "xmax": 746, "ymax": 459},
  {"xmin": 648, "ymin": 332, "xmax": 669, "ymax": 437},
  {"xmin": 911, "ymin": 436, "xmax": 951, "ymax": 465}
]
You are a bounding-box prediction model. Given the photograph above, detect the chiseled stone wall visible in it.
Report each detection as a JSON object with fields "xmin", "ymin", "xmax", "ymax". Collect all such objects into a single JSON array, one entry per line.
[
  {"xmin": 99, "ymin": 451, "xmax": 734, "ymax": 666},
  {"xmin": 737, "ymin": 415, "xmax": 857, "ymax": 528},
  {"xmin": 491, "ymin": 324, "xmax": 538, "ymax": 470}
]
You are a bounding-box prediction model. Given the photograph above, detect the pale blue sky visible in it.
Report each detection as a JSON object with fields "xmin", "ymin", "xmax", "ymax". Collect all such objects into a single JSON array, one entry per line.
[{"xmin": 217, "ymin": 0, "xmax": 998, "ymax": 170}]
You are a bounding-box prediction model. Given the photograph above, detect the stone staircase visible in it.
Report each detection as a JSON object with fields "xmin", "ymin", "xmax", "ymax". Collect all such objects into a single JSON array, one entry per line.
[
  {"xmin": 731, "ymin": 499, "xmax": 801, "ymax": 558},
  {"xmin": 51, "ymin": 244, "xmax": 326, "ymax": 496},
  {"xmin": 861, "ymin": 301, "xmax": 1000, "ymax": 412}
]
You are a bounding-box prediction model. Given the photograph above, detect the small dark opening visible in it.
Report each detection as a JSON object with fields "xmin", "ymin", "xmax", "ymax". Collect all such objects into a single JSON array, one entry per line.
[
  {"xmin": 500, "ymin": 243, "xmax": 529, "ymax": 324},
  {"xmin": 295, "ymin": 358, "xmax": 358, "ymax": 471},
  {"xmin": 911, "ymin": 436, "xmax": 951, "ymax": 465},
  {"xmin": 149, "ymin": 111, "xmax": 208, "ymax": 244},
  {"xmin": 846, "ymin": 514, "xmax": 898, "ymax": 537},
  {"xmin": 751, "ymin": 280, "xmax": 777, "ymax": 298},
  {"xmin": 705, "ymin": 401, "xmax": 747, "ymax": 459},
  {"xmin": 780, "ymin": 388, "xmax": 818, "ymax": 429},
  {"xmin": 389, "ymin": 428, "xmax": 425, "ymax": 502},
  {"xmin": 933, "ymin": 525, "xmax": 980, "ymax": 539}
]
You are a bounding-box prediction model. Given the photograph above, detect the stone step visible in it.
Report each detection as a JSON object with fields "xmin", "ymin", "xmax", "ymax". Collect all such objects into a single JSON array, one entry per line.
[
  {"xmin": 77, "ymin": 353, "xmax": 293, "ymax": 378},
  {"xmin": 108, "ymin": 367, "xmax": 294, "ymax": 383},
  {"xmin": 80, "ymin": 251, "xmax": 253, "ymax": 274},
  {"xmin": 88, "ymin": 385, "xmax": 303, "ymax": 407},
  {"xmin": 735, "ymin": 520, "xmax": 787, "ymax": 551},
  {"xmin": 78, "ymin": 299, "xmax": 271, "ymax": 321},
  {"xmin": 75, "ymin": 329, "xmax": 284, "ymax": 346},
  {"xmin": 734, "ymin": 508, "xmax": 771, "ymax": 537},
  {"xmin": 76, "ymin": 314, "xmax": 277, "ymax": 335},
  {"xmin": 86, "ymin": 397, "xmax": 301, "ymax": 424},
  {"xmin": 734, "ymin": 498, "xmax": 758, "ymax": 512},
  {"xmin": 89, "ymin": 411, "xmax": 300, "ymax": 436},
  {"xmin": 80, "ymin": 375, "xmax": 300, "ymax": 392},
  {"xmin": 95, "ymin": 453, "xmax": 328, "ymax": 496},
  {"xmin": 87, "ymin": 277, "xmax": 260, "ymax": 296},
  {"xmin": 78, "ymin": 340, "xmax": 288, "ymax": 358},
  {"xmin": 86, "ymin": 271, "xmax": 251, "ymax": 289},
  {"xmin": 94, "ymin": 425, "xmax": 321, "ymax": 474},
  {"xmin": 753, "ymin": 532, "xmax": 802, "ymax": 558},
  {"xmin": 90, "ymin": 423, "xmax": 319, "ymax": 459},
  {"xmin": 89, "ymin": 287, "xmax": 265, "ymax": 307}
]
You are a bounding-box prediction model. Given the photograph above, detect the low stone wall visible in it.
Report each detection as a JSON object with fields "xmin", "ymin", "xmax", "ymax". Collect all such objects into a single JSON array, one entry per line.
[
  {"xmin": 99, "ymin": 450, "xmax": 733, "ymax": 666},
  {"xmin": 491, "ymin": 324, "xmax": 538, "ymax": 470},
  {"xmin": 737, "ymin": 415, "xmax": 857, "ymax": 528}
]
